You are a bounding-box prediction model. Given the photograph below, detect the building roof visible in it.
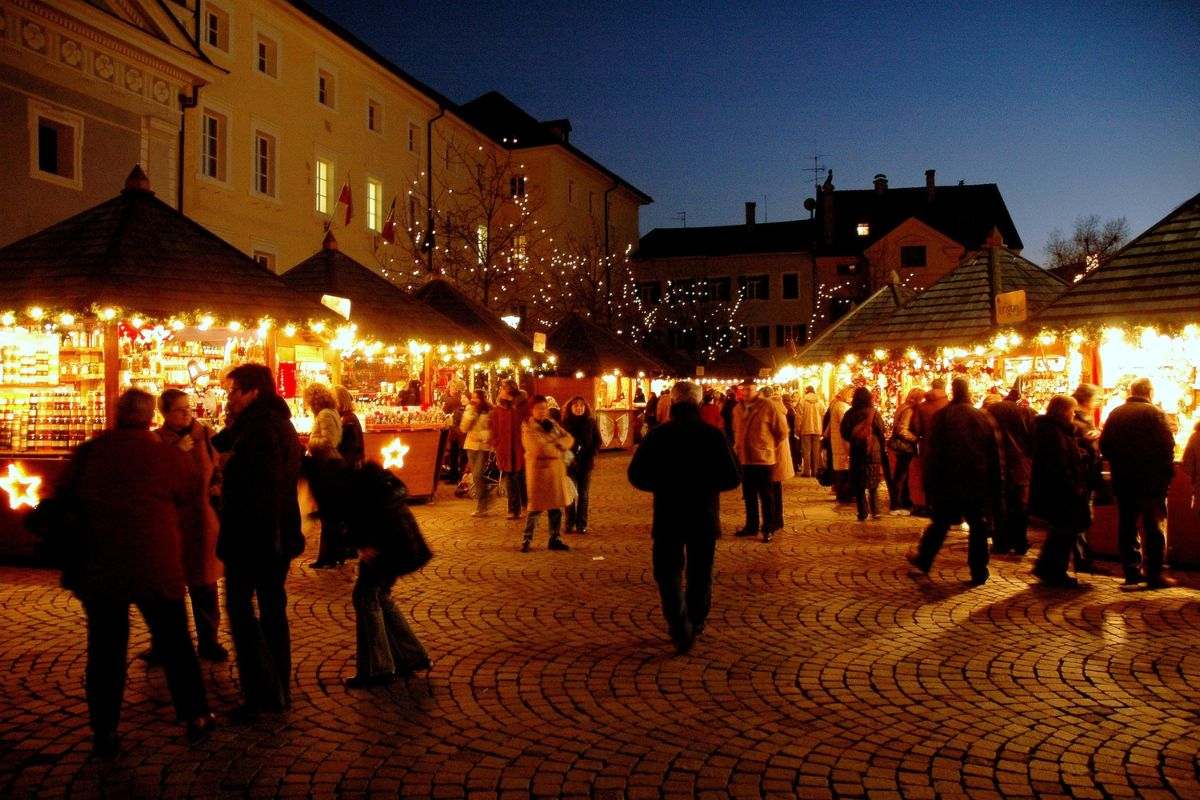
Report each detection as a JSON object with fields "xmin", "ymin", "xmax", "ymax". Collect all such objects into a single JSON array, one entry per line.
[
  {"xmin": 281, "ymin": 235, "xmax": 474, "ymax": 345},
  {"xmin": 0, "ymin": 168, "xmax": 330, "ymax": 323},
  {"xmin": 635, "ymin": 219, "xmax": 815, "ymax": 259},
  {"xmin": 819, "ymin": 182, "xmax": 1023, "ymax": 255},
  {"xmin": 548, "ymin": 313, "xmax": 671, "ymax": 376},
  {"xmin": 854, "ymin": 246, "xmax": 1066, "ymax": 351},
  {"xmin": 794, "ymin": 283, "xmax": 916, "ymax": 364},
  {"xmin": 457, "ymin": 91, "xmax": 653, "ymax": 204},
  {"xmin": 412, "ymin": 278, "xmax": 537, "ymax": 359},
  {"xmin": 1033, "ymin": 192, "xmax": 1200, "ymax": 329}
]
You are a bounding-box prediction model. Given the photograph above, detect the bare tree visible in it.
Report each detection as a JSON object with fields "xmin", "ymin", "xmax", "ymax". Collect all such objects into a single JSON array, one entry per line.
[
  {"xmin": 655, "ymin": 271, "xmax": 746, "ymax": 362},
  {"xmin": 1045, "ymin": 215, "xmax": 1130, "ymax": 276}
]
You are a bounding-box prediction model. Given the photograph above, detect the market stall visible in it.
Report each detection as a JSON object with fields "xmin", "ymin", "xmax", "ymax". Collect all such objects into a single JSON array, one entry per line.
[{"xmin": 0, "ymin": 167, "xmax": 334, "ymax": 557}]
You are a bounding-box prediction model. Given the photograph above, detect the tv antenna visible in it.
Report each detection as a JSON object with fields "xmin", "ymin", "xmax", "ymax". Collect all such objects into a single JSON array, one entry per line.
[
  {"xmin": 804, "ymin": 154, "xmax": 827, "ymax": 195},
  {"xmin": 673, "ymin": 211, "xmax": 687, "ymax": 228}
]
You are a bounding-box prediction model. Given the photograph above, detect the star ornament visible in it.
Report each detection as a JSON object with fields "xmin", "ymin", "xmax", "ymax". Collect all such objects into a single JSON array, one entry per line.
[
  {"xmin": 381, "ymin": 437, "xmax": 410, "ymax": 470},
  {"xmin": 0, "ymin": 463, "xmax": 42, "ymax": 510}
]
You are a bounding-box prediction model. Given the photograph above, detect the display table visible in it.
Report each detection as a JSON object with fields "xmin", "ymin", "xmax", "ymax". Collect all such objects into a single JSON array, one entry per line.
[
  {"xmin": 363, "ymin": 426, "xmax": 448, "ymax": 501},
  {"xmin": 0, "ymin": 456, "xmax": 69, "ymax": 559}
]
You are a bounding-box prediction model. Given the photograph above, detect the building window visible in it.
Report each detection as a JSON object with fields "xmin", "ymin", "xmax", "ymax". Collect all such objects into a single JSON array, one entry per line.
[
  {"xmin": 636, "ymin": 281, "xmax": 662, "ymax": 305},
  {"xmin": 776, "ymin": 324, "xmax": 808, "ymax": 347},
  {"xmin": 31, "ymin": 109, "xmax": 81, "ymax": 187},
  {"xmin": 408, "ymin": 123, "xmax": 418, "ymax": 153},
  {"xmin": 782, "ymin": 272, "xmax": 800, "ymax": 300},
  {"xmin": 367, "ymin": 179, "xmax": 382, "ymax": 231},
  {"xmin": 737, "ymin": 274, "xmax": 770, "ymax": 300},
  {"xmin": 836, "ymin": 262, "xmax": 859, "ymax": 276},
  {"xmin": 255, "ymin": 33, "xmax": 277, "ymax": 77},
  {"xmin": 829, "ymin": 297, "xmax": 854, "ymax": 322},
  {"xmin": 253, "ymin": 131, "xmax": 276, "ymax": 197},
  {"xmin": 856, "ymin": 222, "xmax": 870, "ymax": 237},
  {"xmin": 315, "ymin": 158, "xmax": 331, "ymax": 214},
  {"xmin": 690, "ymin": 276, "xmax": 731, "ymax": 302},
  {"xmin": 367, "ymin": 99, "xmax": 382, "ymax": 133},
  {"xmin": 200, "ymin": 109, "xmax": 227, "ymax": 181},
  {"xmin": 513, "ymin": 234, "xmax": 528, "ymax": 264},
  {"xmin": 900, "ymin": 245, "xmax": 927, "ymax": 268},
  {"xmin": 317, "ymin": 69, "xmax": 335, "ymax": 107},
  {"xmin": 205, "ymin": 4, "xmax": 229, "ymax": 51},
  {"xmin": 252, "ymin": 250, "xmax": 275, "ymax": 271},
  {"xmin": 475, "ymin": 224, "xmax": 487, "ymax": 263},
  {"xmin": 510, "ymin": 174, "xmax": 526, "ymax": 198}
]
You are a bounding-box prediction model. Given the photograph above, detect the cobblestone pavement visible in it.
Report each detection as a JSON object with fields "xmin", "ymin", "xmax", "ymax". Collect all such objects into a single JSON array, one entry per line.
[{"xmin": 3, "ymin": 451, "xmax": 1200, "ymax": 799}]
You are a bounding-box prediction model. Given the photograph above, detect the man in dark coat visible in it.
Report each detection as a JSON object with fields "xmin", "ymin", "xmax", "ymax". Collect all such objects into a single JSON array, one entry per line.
[
  {"xmin": 213, "ymin": 363, "xmax": 305, "ymax": 718},
  {"xmin": 910, "ymin": 378, "xmax": 949, "ymax": 516},
  {"xmin": 1069, "ymin": 383, "xmax": 1103, "ymax": 571},
  {"xmin": 491, "ymin": 379, "xmax": 529, "ymax": 519},
  {"xmin": 1099, "ymin": 378, "xmax": 1176, "ymax": 589},
  {"xmin": 629, "ymin": 382, "xmax": 741, "ymax": 654},
  {"xmin": 908, "ymin": 378, "xmax": 1003, "ymax": 585},
  {"xmin": 1030, "ymin": 396, "xmax": 1091, "ymax": 588},
  {"xmin": 984, "ymin": 385, "xmax": 1036, "ymax": 554}
]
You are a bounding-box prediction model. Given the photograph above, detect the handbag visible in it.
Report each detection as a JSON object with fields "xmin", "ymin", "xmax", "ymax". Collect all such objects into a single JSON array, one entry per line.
[{"xmin": 888, "ymin": 435, "xmax": 917, "ymax": 455}]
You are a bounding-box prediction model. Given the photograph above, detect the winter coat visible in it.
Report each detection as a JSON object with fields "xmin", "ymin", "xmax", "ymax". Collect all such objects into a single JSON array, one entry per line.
[
  {"xmin": 769, "ymin": 396, "xmax": 794, "ymax": 482},
  {"xmin": 343, "ymin": 463, "xmax": 425, "ymax": 578},
  {"xmin": 522, "ymin": 417, "xmax": 575, "ymax": 511},
  {"xmin": 984, "ymin": 399, "xmax": 1036, "ymax": 485},
  {"xmin": 913, "ymin": 388, "xmax": 949, "ymax": 444},
  {"xmin": 308, "ymin": 408, "xmax": 343, "ymax": 455},
  {"xmin": 733, "ymin": 396, "xmax": 787, "ymax": 466},
  {"xmin": 1181, "ymin": 423, "xmax": 1200, "ymax": 508},
  {"xmin": 1099, "ymin": 397, "xmax": 1175, "ymax": 500},
  {"xmin": 563, "ymin": 412, "xmax": 601, "ymax": 474},
  {"xmin": 213, "ymin": 394, "xmax": 305, "ymax": 565},
  {"xmin": 628, "ymin": 402, "xmax": 741, "ymax": 540},
  {"xmin": 59, "ymin": 429, "xmax": 194, "ymax": 601},
  {"xmin": 699, "ymin": 403, "xmax": 723, "ymax": 430},
  {"xmin": 840, "ymin": 404, "xmax": 891, "ymax": 486},
  {"xmin": 491, "ymin": 395, "xmax": 528, "ymax": 472},
  {"xmin": 891, "ymin": 402, "xmax": 919, "ymax": 449},
  {"xmin": 826, "ymin": 398, "xmax": 851, "ymax": 471},
  {"xmin": 339, "ymin": 412, "xmax": 365, "ymax": 468},
  {"xmin": 1028, "ymin": 414, "xmax": 1091, "ymax": 531},
  {"xmin": 155, "ymin": 422, "xmax": 222, "ymax": 586},
  {"xmin": 924, "ymin": 398, "xmax": 1003, "ymax": 512},
  {"xmin": 797, "ymin": 392, "xmax": 825, "ymax": 436},
  {"xmin": 460, "ymin": 406, "xmax": 493, "ymax": 452}
]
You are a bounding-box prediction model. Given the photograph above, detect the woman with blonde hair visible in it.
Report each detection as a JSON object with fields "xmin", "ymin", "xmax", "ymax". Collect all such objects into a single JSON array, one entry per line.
[
  {"xmin": 334, "ymin": 385, "xmax": 364, "ymax": 469},
  {"xmin": 303, "ymin": 383, "xmax": 348, "ymax": 569}
]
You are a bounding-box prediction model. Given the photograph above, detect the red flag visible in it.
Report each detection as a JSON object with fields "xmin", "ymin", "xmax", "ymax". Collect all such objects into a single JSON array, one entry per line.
[
  {"xmin": 381, "ymin": 196, "xmax": 397, "ymax": 244},
  {"xmin": 337, "ymin": 181, "xmax": 353, "ymax": 225}
]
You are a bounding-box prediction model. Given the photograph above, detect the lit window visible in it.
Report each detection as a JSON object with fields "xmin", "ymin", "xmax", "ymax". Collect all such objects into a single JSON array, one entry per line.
[
  {"xmin": 252, "ymin": 250, "xmax": 276, "ymax": 271},
  {"xmin": 256, "ymin": 34, "xmax": 277, "ymax": 77},
  {"xmin": 315, "ymin": 159, "xmax": 331, "ymax": 213},
  {"xmin": 367, "ymin": 179, "xmax": 382, "ymax": 231},
  {"xmin": 205, "ymin": 4, "xmax": 229, "ymax": 51},
  {"xmin": 509, "ymin": 174, "xmax": 526, "ymax": 198},
  {"xmin": 31, "ymin": 107, "xmax": 81, "ymax": 188},
  {"xmin": 407, "ymin": 123, "xmax": 418, "ymax": 153},
  {"xmin": 317, "ymin": 69, "xmax": 335, "ymax": 107},
  {"xmin": 367, "ymin": 99, "xmax": 382, "ymax": 133},
  {"xmin": 253, "ymin": 130, "xmax": 276, "ymax": 197},
  {"xmin": 200, "ymin": 109, "xmax": 227, "ymax": 181},
  {"xmin": 476, "ymin": 224, "xmax": 488, "ymax": 264},
  {"xmin": 856, "ymin": 222, "xmax": 870, "ymax": 236},
  {"xmin": 513, "ymin": 234, "xmax": 527, "ymax": 264}
]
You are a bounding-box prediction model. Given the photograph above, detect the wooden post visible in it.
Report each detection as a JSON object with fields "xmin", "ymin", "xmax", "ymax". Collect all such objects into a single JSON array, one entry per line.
[{"xmin": 421, "ymin": 355, "xmax": 433, "ymax": 405}]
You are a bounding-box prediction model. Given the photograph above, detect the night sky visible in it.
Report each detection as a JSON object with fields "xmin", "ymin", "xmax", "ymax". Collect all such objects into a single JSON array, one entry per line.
[{"xmin": 309, "ymin": 0, "xmax": 1200, "ymax": 261}]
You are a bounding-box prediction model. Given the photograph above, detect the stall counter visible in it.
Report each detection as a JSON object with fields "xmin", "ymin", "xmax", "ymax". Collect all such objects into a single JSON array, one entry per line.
[
  {"xmin": 363, "ymin": 426, "xmax": 449, "ymax": 501},
  {"xmin": 0, "ymin": 455, "xmax": 69, "ymax": 559}
]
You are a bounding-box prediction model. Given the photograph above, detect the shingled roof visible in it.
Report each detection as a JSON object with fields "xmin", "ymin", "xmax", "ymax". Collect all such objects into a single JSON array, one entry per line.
[
  {"xmin": 0, "ymin": 168, "xmax": 330, "ymax": 323},
  {"xmin": 795, "ymin": 283, "xmax": 916, "ymax": 364},
  {"xmin": 854, "ymin": 245, "xmax": 1066, "ymax": 352},
  {"xmin": 636, "ymin": 220, "xmax": 814, "ymax": 259},
  {"xmin": 1033, "ymin": 192, "xmax": 1200, "ymax": 329},
  {"xmin": 282, "ymin": 235, "xmax": 473, "ymax": 345},
  {"xmin": 412, "ymin": 278, "xmax": 537, "ymax": 359},
  {"xmin": 548, "ymin": 313, "xmax": 671, "ymax": 376}
]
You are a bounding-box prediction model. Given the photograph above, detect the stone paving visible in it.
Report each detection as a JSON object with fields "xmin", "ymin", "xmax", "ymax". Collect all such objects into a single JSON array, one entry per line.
[{"xmin": 2, "ymin": 451, "xmax": 1200, "ymax": 799}]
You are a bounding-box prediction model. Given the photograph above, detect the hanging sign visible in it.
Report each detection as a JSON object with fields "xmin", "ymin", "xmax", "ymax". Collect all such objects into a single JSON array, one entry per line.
[
  {"xmin": 532, "ymin": 332, "xmax": 546, "ymax": 353},
  {"xmin": 994, "ymin": 290, "xmax": 1027, "ymax": 324}
]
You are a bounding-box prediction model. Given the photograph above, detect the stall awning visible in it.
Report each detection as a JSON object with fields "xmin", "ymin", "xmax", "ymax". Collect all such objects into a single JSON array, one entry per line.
[
  {"xmin": 0, "ymin": 168, "xmax": 331, "ymax": 324},
  {"xmin": 548, "ymin": 313, "xmax": 672, "ymax": 376},
  {"xmin": 1033, "ymin": 192, "xmax": 1200, "ymax": 329},
  {"xmin": 412, "ymin": 278, "xmax": 537, "ymax": 359},
  {"xmin": 795, "ymin": 282, "xmax": 915, "ymax": 364},
  {"xmin": 282, "ymin": 234, "xmax": 475, "ymax": 345}
]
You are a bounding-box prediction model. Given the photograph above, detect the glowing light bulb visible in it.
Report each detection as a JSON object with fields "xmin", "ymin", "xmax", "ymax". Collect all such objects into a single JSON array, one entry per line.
[{"xmin": 27, "ymin": 307, "xmax": 43, "ymax": 321}]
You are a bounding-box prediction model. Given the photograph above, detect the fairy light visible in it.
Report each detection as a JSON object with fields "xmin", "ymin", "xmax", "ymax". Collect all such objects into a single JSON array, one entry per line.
[
  {"xmin": 197, "ymin": 314, "xmax": 213, "ymax": 331},
  {"xmin": 58, "ymin": 313, "xmax": 75, "ymax": 327},
  {"xmin": 170, "ymin": 318, "xmax": 185, "ymax": 331},
  {"xmin": 27, "ymin": 307, "xmax": 43, "ymax": 321},
  {"xmin": 283, "ymin": 323, "xmax": 297, "ymax": 338},
  {"xmin": 100, "ymin": 308, "xmax": 117, "ymax": 322}
]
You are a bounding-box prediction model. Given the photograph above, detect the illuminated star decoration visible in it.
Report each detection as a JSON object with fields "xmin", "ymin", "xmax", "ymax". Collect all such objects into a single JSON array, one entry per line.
[
  {"xmin": 381, "ymin": 438, "xmax": 410, "ymax": 470},
  {"xmin": 0, "ymin": 463, "xmax": 42, "ymax": 510}
]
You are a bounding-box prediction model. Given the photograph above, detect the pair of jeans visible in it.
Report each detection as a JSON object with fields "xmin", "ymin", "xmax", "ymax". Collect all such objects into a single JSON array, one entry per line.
[
  {"xmin": 652, "ymin": 534, "xmax": 717, "ymax": 641},
  {"xmin": 769, "ymin": 481, "xmax": 784, "ymax": 531},
  {"xmin": 352, "ymin": 559, "xmax": 429, "ymax": 677},
  {"xmin": 188, "ymin": 583, "xmax": 221, "ymax": 652},
  {"xmin": 741, "ymin": 464, "xmax": 773, "ymax": 532},
  {"xmin": 82, "ymin": 592, "xmax": 209, "ymax": 738},
  {"xmin": 914, "ymin": 506, "xmax": 990, "ymax": 583},
  {"xmin": 467, "ymin": 449, "xmax": 491, "ymax": 512},
  {"xmin": 800, "ymin": 434, "xmax": 822, "ymax": 477},
  {"xmin": 1034, "ymin": 522, "xmax": 1079, "ymax": 581},
  {"xmin": 503, "ymin": 470, "xmax": 527, "ymax": 516},
  {"xmin": 891, "ymin": 451, "xmax": 915, "ymax": 508},
  {"xmin": 566, "ymin": 466, "xmax": 592, "ymax": 530},
  {"xmin": 224, "ymin": 559, "xmax": 291, "ymax": 709},
  {"xmin": 855, "ymin": 482, "xmax": 880, "ymax": 519},
  {"xmin": 993, "ymin": 482, "xmax": 1030, "ymax": 553},
  {"xmin": 523, "ymin": 508, "xmax": 563, "ymax": 542},
  {"xmin": 1117, "ymin": 494, "xmax": 1166, "ymax": 580}
]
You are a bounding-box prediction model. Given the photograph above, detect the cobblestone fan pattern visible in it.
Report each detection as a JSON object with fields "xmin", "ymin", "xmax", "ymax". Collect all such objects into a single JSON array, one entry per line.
[{"xmin": 2, "ymin": 452, "xmax": 1200, "ymax": 798}]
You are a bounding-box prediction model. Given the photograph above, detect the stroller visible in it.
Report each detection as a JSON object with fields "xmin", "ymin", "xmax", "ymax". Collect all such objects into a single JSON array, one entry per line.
[{"xmin": 454, "ymin": 450, "xmax": 505, "ymax": 499}]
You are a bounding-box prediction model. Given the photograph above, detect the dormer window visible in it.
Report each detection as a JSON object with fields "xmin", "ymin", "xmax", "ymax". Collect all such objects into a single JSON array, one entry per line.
[{"xmin": 856, "ymin": 222, "xmax": 870, "ymax": 237}]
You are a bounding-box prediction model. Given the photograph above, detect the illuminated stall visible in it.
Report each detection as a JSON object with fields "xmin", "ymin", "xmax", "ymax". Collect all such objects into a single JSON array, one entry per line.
[{"xmin": 0, "ymin": 168, "xmax": 334, "ymax": 557}]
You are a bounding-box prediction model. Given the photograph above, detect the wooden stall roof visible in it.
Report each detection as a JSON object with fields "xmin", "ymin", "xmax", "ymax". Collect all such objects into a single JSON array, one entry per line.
[
  {"xmin": 795, "ymin": 283, "xmax": 916, "ymax": 364},
  {"xmin": 282, "ymin": 234, "xmax": 475, "ymax": 345},
  {"xmin": 548, "ymin": 313, "xmax": 672, "ymax": 376},
  {"xmin": 1033, "ymin": 192, "xmax": 1200, "ymax": 328},
  {"xmin": 412, "ymin": 278, "xmax": 537, "ymax": 359},
  {"xmin": 0, "ymin": 168, "xmax": 331, "ymax": 323},
  {"xmin": 855, "ymin": 244, "xmax": 1067, "ymax": 351}
]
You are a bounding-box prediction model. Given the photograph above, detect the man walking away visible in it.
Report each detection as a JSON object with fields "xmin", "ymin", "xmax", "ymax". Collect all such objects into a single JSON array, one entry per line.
[
  {"xmin": 1100, "ymin": 377, "xmax": 1176, "ymax": 589},
  {"xmin": 1030, "ymin": 396, "xmax": 1091, "ymax": 588},
  {"xmin": 910, "ymin": 378, "xmax": 949, "ymax": 515},
  {"xmin": 629, "ymin": 382, "xmax": 740, "ymax": 654},
  {"xmin": 796, "ymin": 386, "xmax": 825, "ymax": 478},
  {"xmin": 984, "ymin": 384, "xmax": 1036, "ymax": 554},
  {"xmin": 214, "ymin": 364, "xmax": 305, "ymax": 720}
]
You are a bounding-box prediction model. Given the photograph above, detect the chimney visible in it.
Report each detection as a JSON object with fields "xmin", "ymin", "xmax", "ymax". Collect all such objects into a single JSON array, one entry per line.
[
  {"xmin": 925, "ymin": 169, "xmax": 935, "ymax": 202},
  {"xmin": 873, "ymin": 173, "xmax": 888, "ymax": 194},
  {"xmin": 821, "ymin": 170, "xmax": 835, "ymax": 245},
  {"xmin": 543, "ymin": 118, "xmax": 572, "ymax": 143},
  {"xmin": 745, "ymin": 201, "xmax": 756, "ymax": 226}
]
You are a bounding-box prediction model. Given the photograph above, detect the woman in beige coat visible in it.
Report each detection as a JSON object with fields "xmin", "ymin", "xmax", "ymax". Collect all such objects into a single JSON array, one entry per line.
[
  {"xmin": 827, "ymin": 386, "xmax": 854, "ymax": 503},
  {"xmin": 521, "ymin": 395, "xmax": 574, "ymax": 552},
  {"xmin": 764, "ymin": 388, "xmax": 793, "ymax": 538}
]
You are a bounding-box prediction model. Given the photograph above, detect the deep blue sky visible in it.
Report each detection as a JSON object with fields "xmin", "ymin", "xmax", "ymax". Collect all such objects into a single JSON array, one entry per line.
[{"xmin": 311, "ymin": 0, "xmax": 1200, "ymax": 261}]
